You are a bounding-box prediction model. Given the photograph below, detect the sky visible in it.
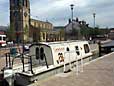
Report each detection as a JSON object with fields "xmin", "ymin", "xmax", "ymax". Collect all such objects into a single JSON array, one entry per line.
[{"xmin": 0, "ymin": 0, "xmax": 114, "ymax": 28}]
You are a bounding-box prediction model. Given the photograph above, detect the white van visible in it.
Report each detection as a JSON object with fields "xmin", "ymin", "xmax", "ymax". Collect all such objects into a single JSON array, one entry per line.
[{"xmin": 0, "ymin": 34, "xmax": 6, "ymax": 47}]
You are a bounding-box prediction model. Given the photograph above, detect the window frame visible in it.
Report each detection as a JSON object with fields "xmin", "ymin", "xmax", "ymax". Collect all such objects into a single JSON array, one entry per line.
[{"xmin": 84, "ymin": 44, "xmax": 90, "ymax": 53}]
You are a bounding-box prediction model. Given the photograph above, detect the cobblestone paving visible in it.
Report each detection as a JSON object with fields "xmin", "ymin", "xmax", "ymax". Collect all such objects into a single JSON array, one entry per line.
[
  {"xmin": 0, "ymin": 48, "xmax": 9, "ymax": 57},
  {"xmin": 0, "ymin": 57, "xmax": 6, "ymax": 71},
  {"xmin": 33, "ymin": 52, "xmax": 114, "ymax": 86}
]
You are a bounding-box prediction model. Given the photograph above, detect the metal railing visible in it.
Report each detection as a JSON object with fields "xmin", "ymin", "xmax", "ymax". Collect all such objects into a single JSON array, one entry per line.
[{"xmin": 64, "ymin": 50, "xmax": 83, "ymax": 75}]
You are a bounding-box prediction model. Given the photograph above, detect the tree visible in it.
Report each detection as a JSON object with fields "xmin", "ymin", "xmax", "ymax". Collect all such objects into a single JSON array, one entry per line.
[{"xmin": 80, "ymin": 25, "xmax": 90, "ymax": 39}]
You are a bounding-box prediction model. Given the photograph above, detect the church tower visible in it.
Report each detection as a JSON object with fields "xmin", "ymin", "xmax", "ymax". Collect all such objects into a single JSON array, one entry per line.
[{"xmin": 10, "ymin": 0, "xmax": 30, "ymax": 43}]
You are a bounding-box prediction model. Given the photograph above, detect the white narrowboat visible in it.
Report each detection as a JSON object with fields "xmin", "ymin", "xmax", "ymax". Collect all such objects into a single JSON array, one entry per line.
[{"xmin": 3, "ymin": 41, "xmax": 93, "ymax": 86}]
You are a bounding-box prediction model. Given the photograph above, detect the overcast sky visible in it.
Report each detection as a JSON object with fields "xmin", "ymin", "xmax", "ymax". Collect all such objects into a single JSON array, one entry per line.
[{"xmin": 0, "ymin": 0, "xmax": 114, "ymax": 28}]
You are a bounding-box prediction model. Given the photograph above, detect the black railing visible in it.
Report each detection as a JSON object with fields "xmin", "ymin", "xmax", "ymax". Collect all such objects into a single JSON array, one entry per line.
[{"xmin": 4, "ymin": 52, "xmax": 49, "ymax": 75}]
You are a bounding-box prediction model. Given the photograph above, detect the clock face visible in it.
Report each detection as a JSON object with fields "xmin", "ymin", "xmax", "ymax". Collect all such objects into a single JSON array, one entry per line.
[{"xmin": 24, "ymin": 12, "xmax": 27, "ymax": 17}]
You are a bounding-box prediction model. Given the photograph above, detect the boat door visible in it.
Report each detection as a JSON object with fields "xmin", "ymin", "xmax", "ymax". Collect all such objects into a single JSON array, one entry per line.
[
  {"xmin": 35, "ymin": 45, "xmax": 48, "ymax": 68},
  {"xmin": 35, "ymin": 46, "xmax": 45, "ymax": 65}
]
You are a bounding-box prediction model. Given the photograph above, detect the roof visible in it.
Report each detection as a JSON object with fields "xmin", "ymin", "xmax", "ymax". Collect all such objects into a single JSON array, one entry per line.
[
  {"xmin": 30, "ymin": 40, "xmax": 88, "ymax": 47},
  {"xmin": 0, "ymin": 26, "xmax": 8, "ymax": 31},
  {"xmin": 54, "ymin": 26, "xmax": 65, "ymax": 29},
  {"xmin": 30, "ymin": 19, "xmax": 52, "ymax": 25}
]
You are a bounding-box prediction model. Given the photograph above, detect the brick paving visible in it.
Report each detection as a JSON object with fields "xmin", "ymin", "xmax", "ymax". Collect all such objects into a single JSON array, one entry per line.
[
  {"xmin": 33, "ymin": 52, "xmax": 114, "ymax": 86},
  {"xmin": 0, "ymin": 48, "xmax": 9, "ymax": 57},
  {"xmin": 0, "ymin": 48, "xmax": 10, "ymax": 70},
  {"xmin": 0, "ymin": 57, "xmax": 6, "ymax": 71}
]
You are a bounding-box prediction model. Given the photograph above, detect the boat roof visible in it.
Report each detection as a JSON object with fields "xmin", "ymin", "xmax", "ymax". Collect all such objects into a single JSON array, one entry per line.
[
  {"xmin": 42, "ymin": 40, "xmax": 87, "ymax": 45},
  {"xmin": 30, "ymin": 40, "xmax": 88, "ymax": 48}
]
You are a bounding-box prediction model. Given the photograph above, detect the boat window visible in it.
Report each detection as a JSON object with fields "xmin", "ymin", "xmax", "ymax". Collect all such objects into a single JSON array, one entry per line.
[
  {"xmin": 0, "ymin": 37, "xmax": 1, "ymax": 40},
  {"xmin": 75, "ymin": 46, "xmax": 79, "ymax": 50},
  {"xmin": 36, "ymin": 47, "xmax": 39, "ymax": 59},
  {"xmin": 66, "ymin": 47, "xmax": 70, "ymax": 51},
  {"xmin": 3, "ymin": 37, "xmax": 6, "ymax": 41},
  {"xmin": 75, "ymin": 46, "xmax": 80, "ymax": 55},
  {"xmin": 40, "ymin": 47, "xmax": 44, "ymax": 60},
  {"xmin": 84, "ymin": 44, "xmax": 90, "ymax": 53}
]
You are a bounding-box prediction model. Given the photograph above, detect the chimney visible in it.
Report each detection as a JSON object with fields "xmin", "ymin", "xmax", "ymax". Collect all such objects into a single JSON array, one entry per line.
[
  {"xmin": 69, "ymin": 19, "xmax": 71, "ymax": 24},
  {"xmin": 82, "ymin": 20, "xmax": 86, "ymax": 25},
  {"xmin": 84, "ymin": 21, "xmax": 86, "ymax": 25},
  {"xmin": 76, "ymin": 17, "xmax": 79, "ymax": 22},
  {"xmin": 86, "ymin": 24, "xmax": 89, "ymax": 27},
  {"xmin": 82, "ymin": 20, "xmax": 84, "ymax": 25},
  {"xmin": 79, "ymin": 21, "xmax": 81, "ymax": 24}
]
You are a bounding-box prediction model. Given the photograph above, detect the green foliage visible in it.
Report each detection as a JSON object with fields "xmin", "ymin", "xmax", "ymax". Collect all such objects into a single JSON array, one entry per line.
[
  {"xmin": 80, "ymin": 25, "xmax": 109, "ymax": 39},
  {"xmin": 80, "ymin": 25, "xmax": 90, "ymax": 39}
]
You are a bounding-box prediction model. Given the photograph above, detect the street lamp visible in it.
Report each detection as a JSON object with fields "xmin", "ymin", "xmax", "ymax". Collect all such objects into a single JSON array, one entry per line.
[
  {"xmin": 70, "ymin": 4, "xmax": 74, "ymax": 39},
  {"xmin": 70, "ymin": 4, "xmax": 74, "ymax": 22},
  {"xmin": 93, "ymin": 13, "xmax": 96, "ymax": 28}
]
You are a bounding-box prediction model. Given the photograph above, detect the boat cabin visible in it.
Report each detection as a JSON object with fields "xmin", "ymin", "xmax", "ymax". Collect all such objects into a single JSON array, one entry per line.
[{"xmin": 29, "ymin": 41, "xmax": 92, "ymax": 67}]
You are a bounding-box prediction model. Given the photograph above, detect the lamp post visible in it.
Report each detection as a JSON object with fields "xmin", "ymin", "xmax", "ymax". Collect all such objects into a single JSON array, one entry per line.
[
  {"xmin": 93, "ymin": 13, "xmax": 96, "ymax": 28},
  {"xmin": 70, "ymin": 4, "xmax": 74, "ymax": 22},
  {"xmin": 70, "ymin": 4, "xmax": 74, "ymax": 39}
]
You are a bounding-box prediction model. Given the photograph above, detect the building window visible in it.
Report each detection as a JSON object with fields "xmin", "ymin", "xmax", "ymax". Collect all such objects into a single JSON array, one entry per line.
[
  {"xmin": 12, "ymin": 0, "xmax": 15, "ymax": 4},
  {"xmin": 47, "ymin": 25, "xmax": 49, "ymax": 29},
  {"xmin": 23, "ymin": 0, "xmax": 24, "ymax": 6},
  {"xmin": 43, "ymin": 33, "xmax": 45, "ymax": 39},
  {"xmin": 19, "ymin": 0, "xmax": 23, "ymax": 6},
  {"xmin": 14, "ymin": 0, "xmax": 19, "ymax": 6},
  {"xmin": 45, "ymin": 25, "xmax": 47, "ymax": 29},
  {"xmin": 26, "ymin": 0, "xmax": 28, "ymax": 7},
  {"xmin": 40, "ymin": 24, "xmax": 42, "ymax": 28},
  {"xmin": 48, "ymin": 25, "xmax": 50, "ymax": 29},
  {"xmin": 34, "ymin": 22, "xmax": 36, "ymax": 27},
  {"xmin": 84, "ymin": 44, "xmax": 90, "ymax": 53},
  {"xmin": 43, "ymin": 24, "xmax": 45, "ymax": 29}
]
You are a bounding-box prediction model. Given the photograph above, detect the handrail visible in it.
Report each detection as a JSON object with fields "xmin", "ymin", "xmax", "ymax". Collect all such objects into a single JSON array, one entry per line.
[
  {"xmin": 4, "ymin": 52, "xmax": 49, "ymax": 75},
  {"xmin": 30, "ymin": 56, "xmax": 34, "ymax": 74},
  {"xmin": 44, "ymin": 54, "xmax": 49, "ymax": 69},
  {"xmin": 5, "ymin": 53, "xmax": 8, "ymax": 67},
  {"xmin": 64, "ymin": 50, "xmax": 84, "ymax": 75}
]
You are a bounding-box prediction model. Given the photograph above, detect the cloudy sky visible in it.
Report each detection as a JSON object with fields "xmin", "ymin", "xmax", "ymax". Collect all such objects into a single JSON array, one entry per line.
[{"xmin": 0, "ymin": 0, "xmax": 114, "ymax": 28}]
